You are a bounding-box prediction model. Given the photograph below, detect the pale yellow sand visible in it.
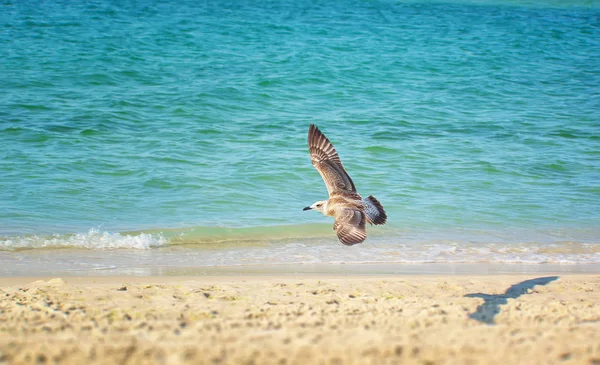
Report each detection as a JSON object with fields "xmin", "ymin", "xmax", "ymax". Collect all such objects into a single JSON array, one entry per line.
[{"xmin": 1, "ymin": 274, "xmax": 599, "ymax": 365}]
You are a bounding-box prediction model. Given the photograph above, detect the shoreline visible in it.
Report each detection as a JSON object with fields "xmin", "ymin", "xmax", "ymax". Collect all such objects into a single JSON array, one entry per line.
[
  {"xmin": 2, "ymin": 261, "xmax": 600, "ymax": 278},
  {"xmin": 0, "ymin": 271, "xmax": 596, "ymax": 285},
  {"xmin": 0, "ymin": 272, "xmax": 598, "ymax": 289}
]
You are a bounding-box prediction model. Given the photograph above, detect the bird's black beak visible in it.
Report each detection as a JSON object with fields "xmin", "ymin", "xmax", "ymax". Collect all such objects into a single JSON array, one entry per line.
[{"xmin": 303, "ymin": 206, "xmax": 312, "ymax": 211}]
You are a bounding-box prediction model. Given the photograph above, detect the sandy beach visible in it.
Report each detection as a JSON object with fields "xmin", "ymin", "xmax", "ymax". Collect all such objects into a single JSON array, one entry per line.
[{"xmin": 0, "ymin": 274, "xmax": 599, "ymax": 365}]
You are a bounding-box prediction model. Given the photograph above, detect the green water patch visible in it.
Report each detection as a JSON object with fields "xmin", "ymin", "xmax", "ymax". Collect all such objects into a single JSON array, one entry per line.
[{"xmin": 130, "ymin": 224, "xmax": 335, "ymax": 247}]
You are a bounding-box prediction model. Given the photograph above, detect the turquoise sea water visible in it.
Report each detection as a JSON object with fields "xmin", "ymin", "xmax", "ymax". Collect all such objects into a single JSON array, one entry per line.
[{"xmin": 1, "ymin": 0, "xmax": 599, "ymax": 273}]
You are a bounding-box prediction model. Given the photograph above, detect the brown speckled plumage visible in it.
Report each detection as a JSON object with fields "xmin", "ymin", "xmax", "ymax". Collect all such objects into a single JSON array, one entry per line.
[{"xmin": 307, "ymin": 124, "xmax": 387, "ymax": 245}]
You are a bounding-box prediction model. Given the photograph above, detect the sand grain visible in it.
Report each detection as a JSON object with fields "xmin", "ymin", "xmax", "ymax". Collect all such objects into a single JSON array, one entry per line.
[{"xmin": 1, "ymin": 275, "xmax": 599, "ymax": 364}]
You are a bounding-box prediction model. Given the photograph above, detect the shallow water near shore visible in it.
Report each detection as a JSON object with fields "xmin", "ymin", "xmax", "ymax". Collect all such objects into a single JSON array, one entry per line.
[{"xmin": 1, "ymin": 0, "xmax": 599, "ymax": 272}]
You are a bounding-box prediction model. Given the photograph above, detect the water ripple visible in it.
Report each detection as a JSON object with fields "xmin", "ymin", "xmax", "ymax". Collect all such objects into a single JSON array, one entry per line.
[{"xmin": 0, "ymin": 0, "xmax": 599, "ymax": 244}]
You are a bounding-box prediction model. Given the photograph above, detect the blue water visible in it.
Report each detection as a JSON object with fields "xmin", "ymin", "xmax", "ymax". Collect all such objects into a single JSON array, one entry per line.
[{"xmin": 1, "ymin": 0, "xmax": 599, "ymax": 270}]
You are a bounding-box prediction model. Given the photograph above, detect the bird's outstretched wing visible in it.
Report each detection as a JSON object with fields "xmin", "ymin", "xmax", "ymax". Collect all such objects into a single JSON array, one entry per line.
[
  {"xmin": 308, "ymin": 124, "xmax": 356, "ymax": 196},
  {"xmin": 333, "ymin": 208, "xmax": 367, "ymax": 245}
]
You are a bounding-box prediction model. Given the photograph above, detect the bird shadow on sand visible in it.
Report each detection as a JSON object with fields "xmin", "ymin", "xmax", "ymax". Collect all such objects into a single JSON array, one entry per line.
[{"xmin": 464, "ymin": 276, "xmax": 559, "ymax": 324}]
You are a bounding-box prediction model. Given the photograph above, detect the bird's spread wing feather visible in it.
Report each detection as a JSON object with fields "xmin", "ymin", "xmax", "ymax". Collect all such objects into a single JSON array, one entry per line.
[
  {"xmin": 333, "ymin": 208, "xmax": 366, "ymax": 246},
  {"xmin": 308, "ymin": 124, "xmax": 356, "ymax": 196}
]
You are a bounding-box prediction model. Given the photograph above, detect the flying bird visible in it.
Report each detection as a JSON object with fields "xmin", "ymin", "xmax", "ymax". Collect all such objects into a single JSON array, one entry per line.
[{"xmin": 303, "ymin": 124, "xmax": 387, "ymax": 245}]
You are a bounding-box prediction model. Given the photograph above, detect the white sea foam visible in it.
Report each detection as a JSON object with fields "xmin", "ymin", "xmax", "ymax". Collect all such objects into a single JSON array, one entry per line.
[
  {"xmin": 1, "ymin": 228, "xmax": 598, "ymax": 267},
  {"xmin": 1, "ymin": 233, "xmax": 599, "ymax": 276},
  {"xmin": 0, "ymin": 228, "xmax": 167, "ymax": 250}
]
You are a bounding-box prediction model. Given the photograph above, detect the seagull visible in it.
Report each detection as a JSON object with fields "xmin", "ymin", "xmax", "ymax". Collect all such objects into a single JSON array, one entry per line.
[{"xmin": 303, "ymin": 124, "xmax": 387, "ymax": 245}]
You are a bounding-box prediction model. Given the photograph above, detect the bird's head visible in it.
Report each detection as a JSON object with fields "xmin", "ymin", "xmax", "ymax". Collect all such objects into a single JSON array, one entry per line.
[{"xmin": 303, "ymin": 200, "xmax": 327, "ymax": 213}]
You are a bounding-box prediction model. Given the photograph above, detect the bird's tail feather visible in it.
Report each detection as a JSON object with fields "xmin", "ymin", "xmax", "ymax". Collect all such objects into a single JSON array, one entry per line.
[{"xmin": 363, "ymin": 195, "xmax": 387, "ymax": 225}]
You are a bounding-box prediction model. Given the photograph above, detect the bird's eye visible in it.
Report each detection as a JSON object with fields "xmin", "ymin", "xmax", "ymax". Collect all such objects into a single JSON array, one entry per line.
[{"xmin": 317, "ymin": 204, "xmax": 322, "ymax": 207}]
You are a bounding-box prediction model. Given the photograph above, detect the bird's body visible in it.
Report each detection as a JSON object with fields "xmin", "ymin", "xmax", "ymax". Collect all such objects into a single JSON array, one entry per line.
[{"xmin": 303, "ymin": 124, "xmax": 387, "ymax": 245}]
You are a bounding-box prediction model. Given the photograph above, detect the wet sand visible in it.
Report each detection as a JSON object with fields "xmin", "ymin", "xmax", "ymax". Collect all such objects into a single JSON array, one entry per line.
[{"xmin": 1, "ymin": 274, "xmax": 599, "ymax": 364}]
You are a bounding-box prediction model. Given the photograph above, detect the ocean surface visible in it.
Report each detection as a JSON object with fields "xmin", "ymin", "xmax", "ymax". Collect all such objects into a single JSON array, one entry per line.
[{"xmin": 1, "ymin": 0, "xmax": 599, "ymax": 275}]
